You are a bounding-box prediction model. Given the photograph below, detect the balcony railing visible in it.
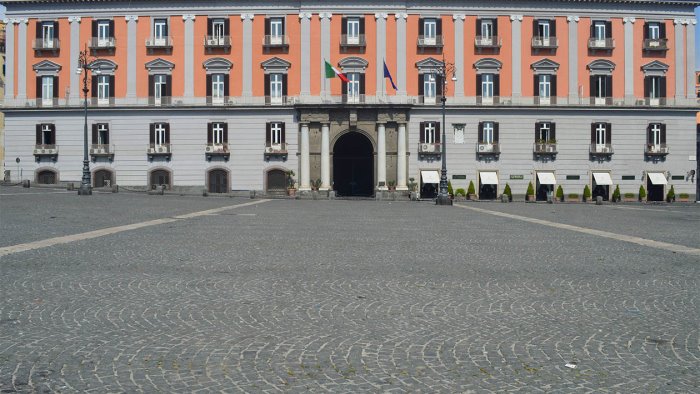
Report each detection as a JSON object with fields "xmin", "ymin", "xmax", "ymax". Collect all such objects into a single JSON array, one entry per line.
[
  {"xmin": 534, "ymin": 96, "xmax": 557, "ymax": 105},
  {"xmin": 590, "ymin": 97, "xmax": 613, "ymax": 106},
  {"xmin": 588, "ymin": 38, "xmax": 615, "ymax": 50},
  {"xmin": 33, "ymin": 144, "xmax": 59, "ymax": 157},
  {"xmin": 204, "ymin": 35, "xmax": 231, "ymax": 49},
  {"xmin": 477, "ymin": 96, "xmax": 500, "ymax": 105},
  {"xmin": 342, "ymin": 94, "xmax": 365, "ymax": 104},
  {"xmin": 90, "ymin": 144, "xmax": 115, "ymax": 160},
  {"xmin": 474, "ymin": 35, "xmax": 502, "ymax": 49},
  {"xmin": 533, "ymin": 142, "xmax": 557, "ymax": 155},
  {"xmin": 33, "ymin": 38, "xmax": 60, "ymax": 51},
  {"xmin": 476, "ymin": 142, "xmax": 500, "ymax": 155},
  {"xmin": 417, "ymin": 35, "xmax": 444, "ymax": 48},
  {"xmin": 340, "ymin": 34, "xmax": 366, "ymax": 48},
  {"xmin": 148, "ymin": 96, "xmax": 173, "ymax": 106},
  {"xmin": 262, "ymin": 35, "xmax": 289, "ymax": 49},
  {"xmin": 642, "ymin": 38, "xmax": 668, "ymax": 51},
  {"xmin": 418, "ymin": 95, "xmax": 443, "ymax": 105},
  {"xmin": 145, "ymin": 36, "xmax": 173, "ymax": 49},
  {"xmin": 644, "ymin": 143, "xmax": 669, "ymax": 156},
  {"xmin": 589, "ymin": 143, "xmax": 614, "ymax": 156},
  {"xmin": 642, "ymin": 97, "xmax": 667, "ymax": 106},
  {"xmin": 205, "ymin": 143, "xmax": 230, "ymax": 160},
  {"xmin": 418, "ymin": 142, "xmax": 441, "ymax": 156},
  {"xmin": 531, "ymin": 36, "xmax": 559, "ymax": 49},
  {"xmin": 88, "ymin": 37, "xmax": 116, "ymax": 50},
  {"xmin": 264, "ymin": 95, "xmax": 289, "ymax": 105},
  {"xmin": 147, "ymin": 143, "xmax": 172, "ymax": 158},
  {"xmin": 264, "ymin": 142, "xmax": 288, "ymax": 159},
  {"xmin": 36, "ymin": 98, "xmax": 58, "ymax": 107}
]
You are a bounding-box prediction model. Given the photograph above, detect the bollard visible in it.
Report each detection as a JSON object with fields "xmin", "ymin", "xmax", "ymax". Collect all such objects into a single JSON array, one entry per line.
[
  {"xmin": 111, "ymin": 184, "xmax": 119, "ymax": 193},
  {"xmin": 501, "ymin": 194, "xmax": 509, "ymax": 203},
  {"xmin": 202, "ymin": 189, "xmax": 209, "ymax": 197},
  {"xmin": 22, "ymin": 180, "xmax": 30, "ymax": 188},
  {"xmin": 249, "ymin": 190, "xmax": 256, "ymax": 199},
  {"xmin": 596, "ymin": 196, "xmax": 603, "ymax": 205}
]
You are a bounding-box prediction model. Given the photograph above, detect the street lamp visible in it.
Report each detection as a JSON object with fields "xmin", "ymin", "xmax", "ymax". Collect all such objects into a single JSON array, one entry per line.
[
  {"xmin": 76, "ymin": 46, "xmax": 92, "ymax": 195},
  {"xmin": 436, "ymin": 53, "xmax": 457, "ymax": 206}
]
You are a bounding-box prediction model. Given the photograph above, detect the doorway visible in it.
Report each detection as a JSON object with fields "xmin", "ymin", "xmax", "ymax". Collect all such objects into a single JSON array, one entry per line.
[
  {"xmin": 149, "ymin": 169, "xmax": 171, "ymax": 190},
  {"xmin": 479, "ymin": 171, "xmax": 499, "ymax": 200},
  {"xmin": 646, "ymin": 173, "xmax": 665, "ymax": 202},
  {"xmin": 536, "ymin": 172, "xmax": 555, "ymax": 201},
  {"xmin": 93, "ymin": 169, "xmax": 114, "ymax": 187},
  {"xmin": 36, "ymin": 170, "xmax": 57, "ymax": 184},
  {"xmin": 208, "ymin": 169, "xmax": 228, "ymax": 193},
  {"xmin": 333, "ymin": 131, "xmax": 374, "ymax": 197},
  {"xmin": 266, "ymin": 169, "xmax": 287, "ymax": 192},
  {"xmin": 591, "ymin": 172, "xmax": 611, "ymax": 201}
]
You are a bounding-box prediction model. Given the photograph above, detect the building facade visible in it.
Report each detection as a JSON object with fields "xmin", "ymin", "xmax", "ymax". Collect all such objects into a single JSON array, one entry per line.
[{"xmin": 1, "ymin": 0, "xmax": 698, "ymax": 200}]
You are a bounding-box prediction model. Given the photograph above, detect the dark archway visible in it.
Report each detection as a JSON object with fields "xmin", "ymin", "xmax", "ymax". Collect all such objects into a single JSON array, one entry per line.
[
  {"xmin": 36, "ymin": 170, "xmax": 57, "ymax": 184},
  {"xmin": 149, "ymin": 169, "xmax": 171, "ymax": 190},
  {"xmin": 207, "ymin": 169, "xmax": 229, "ymax": 193},
  {"xmin": 93, "ymin": 169, "xmax": 114, "ymax": 187},
  {"xmin": 266, "ymin": 169, "xmax": 287, "ymax": 192},
  {"xmin": 333, "ymin": 131, "xmax": 374, "ymax": 197}
]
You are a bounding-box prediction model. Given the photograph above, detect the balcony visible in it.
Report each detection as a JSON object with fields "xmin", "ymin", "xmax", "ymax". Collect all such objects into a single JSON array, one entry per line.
[
  {"xmin": 531, "ymin": 36, "xmax": 558, "ymax": 49},
  {"xmin": 204, "ymin": 35, "xmax": 231, "ymax": 50},
  {"xmin": 474, "ymin": 36, "xmax": 502, "ymax": 49},
  {"xmin": 264, "ymin": 95, "xmax": 290, "ymax": 105},
  {"xmin": 90, "ymin": 144, "xmax": 115, "ymax": 161},
  {"xmin": 477, "ymin": 96, "xmax": 500, "ymax": 105},
  {"xmin": 88, "ymin": 37, "xmax": 116, "ymax": 53},
  {"xmin": 145, "ymin": 36, "xmax": 173, "ymax": 50},
  {"xmin": 32, "ymin": 38, "xmax": 60, "ymax": 54},
  {"xmin": 418, "ymin": 142, "xmax": 441, "ymax": 157},
  {"xmin": 587, "ymin": 38, "xmax": 615, "ymax": 50},
  {"xmin": 417, "ymin": 35, "xmax": 443, "ymax": 51},
  {"xmin": 644, "ymin": 143, "xmax": 669, "ymax": 157},
  {"xmin": 642, "ymin": 38, "xmax": 668, "ymax": 51},
  {"xmin": 33, "ymin": 144, "xmax": 59, "ymax": 160},
  {"xmin": 262, "ymin": 35, "xmax": 289, "ymax": 51},
  {"xmin": 264, "ymin": 142, "xmax": 288, "ymax": 160},
  {"xmin": 148, "ymin": 96, "xmax": 172, "ymax": 106},
  {"xmin": 590, "ymin": 97, "xmax": 612, "ymax": 106},
  {"xmin": 534, "ymin": 96, "xmax": 556, "ymax": 105},
  {"xmin": 36, "ymin": 98, "xmax": 58, "ymax": 108},
  {"xmin": 342, "ymin": 94, "xmax": 365, "ymax": 104},
  {"xmin": 589, "ymin": 143, "xmax": 614, "ymax": 157},
  {"xmin": 641, "ymin": 97, "xmax": 666, "ymax": 106},
  {"xmin": 147, "ymin": 143, "xmax": 172, "ymax": 160},
  {"xmin": 205, "ymin": 143, "xmax": 230, "ymax": 160},
  {"xmin": 477, "ymin": 142, "xmax": 500, "ymax": 156},
  {"xmin": 533, "ymin": 142, "xmax": 557, "ymax": 156},
  {"xmin": 418, "ymin": 95, "xmax": 443, "ymax": 105},
  {"xmin": 340, "ymin": 34, "xmax": 366, "ymax": 51}
]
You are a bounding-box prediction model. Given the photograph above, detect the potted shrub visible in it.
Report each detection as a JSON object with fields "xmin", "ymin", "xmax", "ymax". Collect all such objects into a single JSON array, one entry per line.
[
  {"xmin": 447, "ymin": 181, "xmax": 454, "ymax": 198},
  {"xmin": 503, "ymin": 183, "xmax": 513, "ymax": 202},
  {"xmin": 555, "ymin": 185, "xmax": 564, "ymax": 202},
  {"xmin": 623, "ymin": 192, "xmax": 636, "ymax": 202},
  {"xmin": 638, "ymin": 185, "xmax": 647, "ymax": 202},
  {"xmin": 408, "ymin": 177, "xmax": 418, "ymax": 200},
  {"xmin": 612, "ymin": 185, "xmax": 621, "ymax": 202},
  {"xmin": 310, "ymin": 179, "xmax": 322, "ymax": 191},
  {"xmin": 387, "ymin": 180, "xmax": 396, "ymax": 191},
  {"xmin": 526, "ymin": 181, "xmax": 535, "ymax": 202},
  {"xmin": 286, "ymin": 170, "xmax": 297, "ymax": 197},
  {"xmin": 677, "ymin": 193, "xmax": 689, "ymax": 202},
  {"xmin": 467, "ymin": 181, "xmax": 476, "ymax": 200},
  {"xmin": 666, "ymin": 185, "xmax": 675, "ymax": 203},
  {"xmin": 454, "ymin": 188, "xmax": 466, "ymax": 201},
  {"xmin": 568, "ymin": 193, "xmax": 580, "ymax": 202},
  {"xmin": 583, "ymin": 185, "xmax": 592, "ymax": 202}
]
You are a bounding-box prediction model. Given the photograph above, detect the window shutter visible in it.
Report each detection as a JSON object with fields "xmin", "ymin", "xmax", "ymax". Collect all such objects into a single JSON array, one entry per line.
[
  {"xmin": 551, "ymin": 20, "xmax": 556, "ymax": 37},
  {"xmin": 436, "ymin": 18, "xmax": 442, "ymax": 36},
  {"xmin": 644, "ymin": 76, "xmax": 650, "ymax": 97},
  {"xmin": 647, "ymin": 124, "xmax": 653, "ymax": 144},
  {"xmin": 659, "ymin": 22, "xmax": 666, "ymax": 39},
  {"xmin": 36, "ymin": 76, "xmax": 42, "ymax": 99},
  {"xmin": 418, "ymin": 74, "xmax": 424, "ymax": 96},
  {"xmin": 264, "ymin": 74, "xmax": 270, "ymax": 96},
  {"xmin": 492, "ymin": 19, "xmax": 498, "ymax": 36},
  {"xmin": 281, "ymin": 17, "xmax": 285, "ymax": 35},
  {"xmin": 494, "ymin": 74, "xmax": 500, "ymax": 96},
  {"xmin": 92, "ymin": 20, "xmax": 97, "ymax": 38},
  {"xmin": 494, "ymin": 122, "xmax": 500, "ymax": 143},
  {"xmin": 224, "ymin": 75, "xmax": 230, "ymax": 97},
  {"xmin": 149, "ymin": 123, "xmax": 155, "ymax": 144},
  {"xmin": 478, "ymin": 122, "xmax": 484, "ymax": 142},
  {"xmin": 436, "ymin": 75, "xmax": 443, "ymax": 97},
  {"xmin": 36, "ymin": 21, "xmax": 42, "ymax": 39},
  {"xmin": 643, "ymin": 22, "xmax": 649, "ymax": 39},
  {"xmin": 419, "ymin": 122, "xmax": 425, "ymax": 143},
  {"xmin": 224, "ymin": 19, "xmax": 230, "ymax": 35},
  {"xmin": 207, "ymin": 123, "xmax": 213, "ymax": 144},
  {"xmin": 550, "ymin": 123, "xmax": 556, "ymax": 140},
  {"xmin": 164, "ymin": 123, "xmax": 170, "ymax": 143},
  {"xmin": 589, "ymin": 75, "xmax": 596, "ymax": 97},
  {"xmin": 419, "ymin": 18, "xmax": 424, "ymax": 35},
  {"xmin": 266, "ymin": 123, "xmax": 271, "ymax": 144},
  {"xmin": 282, "ymin": 74, "xmax": 288, "ymax": 96},
  {"xmin": 435, "ymin": 122, "xmax": 441, "ymax": 143},
  {"xmin": 148, "ymin": 75, "xmax": 154, "ymax": 98},
  {"xmin": 342, "ymin": 17, "xmax": 347, "ymax": 35},
  {"xmin": 53, "ymin": 22, "xmax": 59, "ymax": 40},
  {"xmin": 48, "ymin": 125, "xmax": 56, "ymax": 144},
  {"xmin": 163, "ymin": 20, "xmax": 168, "ymax": 37},
  {"xmin": 223, "ymin": 123, "xmax": 228, "ymax": 143},
  {"xmin": 280, "ymin": 123, "xmax": 285, "ymax": 143},
  {"xmin": 605, "ymin": 75, "xmax": 612, "ymax": 97},
  {"xmin": 605, "ymin": 21, "xmax": 611, "ymax": 38},
  {"xmin": 264, "ymin": 17, "xmax": 270, "ymax": 35},
  {"xmin": 606, "ymin": 123, "xmax": 612, "ymax": 144},
  {"xmin": 551, "ymin": 75, "xmax": 557, "ymax": 97},
  {"xmin": 207, "ymin": 18, "xmax": 213, "ymax": 36},
  {"xmin": 359, "ymin": 17, "xmax": 365, "ymax": 34},
  {"xmin": 360, "ymin": 74, "xmax": 365, "ymax": 94},
  {"xmin": 659, "ymin": 76, "xmax": 666, "ymax": 98},
  {"xmin": 103, "ymin": 125, "xmax": 109, "ymax": 144},
  {"xmin": 591, "ymin": 123, "xmax": 596, "ymax": 143},
  {"xmin": 476, "ymin": 19, "xmax": 481, "ymax": 36},
  {"xmin": 109, "ymin": 75, "xmax": 115, "ymax": 98},
  {"xmin": 206, "ymin": 74, "xmax": 212, "ymax": 98},
  {"xmin": 108, "ymin": 20, "xmax": 114, "ymax": 37},
  {"xmin": 533, "ymin": 19, "xmax": 538, "ymax": 36},
  {"xmin": 589, "ymin": 22, "xmax": 595, "ymax": 38},
  {"xmin": 53, "ymin": 76, "xmax": 59, "ymax": 98},
  {"xmin": 533, "ymin": 75, "xmax": 539, "ymax": 97},
  {"xmin": 165, "ymin": 75, "xmax": 172, "ymax": 97},
  {"xmin": 91, "ymin": 75, "xmax": 97, "ymax": 97},
  {"xmin": 534, "ymin": 122, "xmax": 541, "ymax": 139},
  {"xmin": 660, "ymin": 124, "xmax": 666, "ymax": 144},
  {"xmin": 36, "ymin": 124, "xmax": 42, "ymax": 144},
  {"xmin": 476, "ymin": 74, "xmax": 482, "ymax": 96},
  {"xmin": 92, "ymin": 124, "xmax": 98, "ymax": 144}
]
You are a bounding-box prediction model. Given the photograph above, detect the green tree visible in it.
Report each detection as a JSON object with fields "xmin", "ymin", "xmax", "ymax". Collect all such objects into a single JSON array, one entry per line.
[
  {"xmin": 467, "ymin": 181, "xmax": 476, "ymax": 195},
  {"xmin": 612, "ymin": 185, "xmax": 621, "ymax": 202},
  {"xmin": 526, "ymin": 182, "xmax": 534, "ymax": 196}
]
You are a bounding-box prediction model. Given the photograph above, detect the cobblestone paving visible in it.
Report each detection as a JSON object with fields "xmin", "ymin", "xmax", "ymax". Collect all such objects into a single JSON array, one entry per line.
[{"xmin": 0, "ymin": 189, "xmax": 698, "ymax": 392}]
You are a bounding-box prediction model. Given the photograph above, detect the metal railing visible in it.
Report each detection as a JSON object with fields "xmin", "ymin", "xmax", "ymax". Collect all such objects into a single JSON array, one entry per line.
[
  {"xmin": 644, "ymin": 143, "xmax": 669, "ymax": 155},
  {"xmin": 262, "ymin": 35, "xmax": 289, "ymax": 47},
  {"xmin": 531, "ymin": 36, "xmax": 559, "ymax": 49},
  {"xmin": 533, "ymin": 142, "xmax": 557, "ymax": 154},
  {"xmin": 205, "ymin": 143, "xmax": 229, "ymax": 154},
  {"xmin": 589, "ymin": 143, "xmax": 614, "ymax": 155},
  {"xmin": 417, "ymin": 35, "xmax": 444, "ymax": 47},
  {"xmin": 264, "ymin": 95, "xmax": 289, "ymax": 105},
  {"xmin": 88, "ymin": 37, "xmax": 116, "ymax": 49},
  {"xmin": 476, "ymin": 142, "xmax": 500, "ymax": 154},
  {"xmin": 32, "ymin": 38, "xmax": 60, "ymax": 51},
  {"xmin": 590, "ymin": 97, "xmax": 613, "ymax": 106},
  {"xmin": 33, "ymin": 144, "xmax": 59, "ymax": 155},
  {"xmin": 264, "ymin": 142, "xmax": 287, "ymax": 155},
  {"xmin": 474, "ymin": 36, "xmax": 502, "ymax": 48},
  {"xmin": 342, "ymin": 94, "xmax": 365, "ymax": 104},
  {"xmin": 147, "ymin": 143, "xmax": 172, "ymax": 154},
  {"xmin": 90, "ymin": 144, "xmax": 115, "ymax": 155},
  {"xmin": 642, "ymin": 38, "xmax": 668, "ymax": 50},
  {"xmin": 587, "ymin": 37, "xmax": 615, "ymax": 49},
  {"xmin": 476, "ymin": 95, "xmax": 500, "ymax": 105},
  {"xmin": 145, "ymin": 36, "xmax": 173, "ymax": 48},
  {"xmin": 418, "ymin": 142, "xmax": 441, "ymax": 154},
  {"xmin": 340, "ymin": 34, "xmax": 366, "ymax": 47},
  {"xmin": 204, "ymin": 35, "xmax": 232, "ymax": 48}
]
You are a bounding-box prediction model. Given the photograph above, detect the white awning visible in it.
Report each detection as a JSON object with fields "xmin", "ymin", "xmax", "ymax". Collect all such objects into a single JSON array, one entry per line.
[
  {"xmin": 536, "ymin": 172, "xmax": 557, "ymax": 185},
  {"xmin": 592, "ymin": 172, "xmax": 613, "ymax": 185},
  {"xmin": 648, "ymin": 172, "xmax": 668, "ymax": 185},
  {"xmin": 479, "ymin": 171, "xmax": 499, "ymax": 185},
  {"xmin": 421, "ymin": 170, "xmax": 441, "ymax": 184}
]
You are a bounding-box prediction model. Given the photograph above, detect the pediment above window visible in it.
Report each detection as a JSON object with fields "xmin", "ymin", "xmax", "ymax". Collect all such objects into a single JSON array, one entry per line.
[
  {"xmin": 33, "ymin": 60, "xmax": 61, "ymax": 76},
  {"xmin": 641, "ymin": 60, "xmax": 669, "ymax": 76},
  {"xmin": 261, "ymin": 57, "xmax": 291, "ymax": 73},
  {"xmin": 145, "ymin": 58, "xmax": 175, "ymax": 74},
  {"xmin": 89, "ymin": 59, "xmax": 118, "ymax": 75},
  {"xmin": 338, "ymin": 57, "xmax": 368, "ymax": 73},
  {"xmin": 203, "ymin": 57, "xmax": 233, "ymax": 74},
  {"xmin": 415, "ymin": 57, "xmax": 444, "ymax": 73},
  {"xmin": 531, "ymin": 59, "xmax": 560, "ymax": 74},
  {"xmin": 473, "ymin": 58, "xmax": 502, "ymax": 74},
  {"xmin": 587, "ymin": 59, "xmax": 615, "ymax": 75}
]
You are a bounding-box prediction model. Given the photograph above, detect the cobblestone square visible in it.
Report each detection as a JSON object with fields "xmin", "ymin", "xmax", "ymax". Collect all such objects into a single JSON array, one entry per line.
[{"xmin": 1, "ymin": 187, "xmax": 698, "ymax": 392}]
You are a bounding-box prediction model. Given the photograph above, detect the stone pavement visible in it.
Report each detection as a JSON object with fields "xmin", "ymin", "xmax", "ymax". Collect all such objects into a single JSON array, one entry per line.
[{"xmin": 0, "ymin": 187, "xmax": 698, "ymax": 392}]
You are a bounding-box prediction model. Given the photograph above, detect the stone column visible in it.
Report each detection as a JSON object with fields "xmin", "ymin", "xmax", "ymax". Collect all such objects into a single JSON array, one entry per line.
[
  {"xmin": 16, "ymin": 18, "xmax": 28, "ymax": 100},
  {"xmin": 395, "ymin": 13, "xmax": 407, "ymax": 96},
  {"xmin": 242, "ymin": 14, "xmax": 254, "ymax": 99},
  {"xmin": 299, "ymin": 13, "xmax": 312, "ymax": 97},
  {"xmin": 299, "ymin": 123, "xmax": 311, "ymax": 191},
  {"xmin": 125, "ymin": 15, "xmax": 139, "ymax": 100},
  {"xmin": 567, "ymin": 16, "xmax": 580, "ymax": 102},
  {"xmin": 183, "ymin": 14, "xmax": 195, "ymax": 102},
  {"xmin": 453, "ymin": 14, "xmax": 465, "ymax": 98},
  {"xmin": 377, "ymin": 123, "xmax": 387, "ymax": 190},
  {"xmin": 686, "ymin": 19, "xmax": 696, "ymax": 100},
  {"xmin": 320, "ymin": 123, "xmax": 330, "ymax": 191},
  {"xmin": 623, "ymin": 17, "xmax": 635, "ymax": 104},
  {"xmin": 68, "ymin": 16, "xmax": 81, "ymax": 104},
  {"xmin": 396, "ymin": 122, "xmax": 408, "ymax": 190},
  {"xmin": 674, "ymin": 19, "xmax": 684, "ymax": 101},
  {"xmin": 375, "ymin": 13, "xmax": 387, "ymax": 97},
  {"xmin": 3, "ymin": 19, "xmax": 15, "ymax": 102},
  {"xmin": 510, "ymin": 15, "xmax": 523, "ymax": 102},
  {"xmin": 320, "ymin": 13, "xmax": 332, "ymax": 97}
]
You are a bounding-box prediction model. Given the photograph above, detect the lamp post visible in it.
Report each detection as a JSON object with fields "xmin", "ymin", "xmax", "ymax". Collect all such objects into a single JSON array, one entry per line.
[
  {"xmin": 76, "ymin": 47, "xmax": 92, "ymax": 195},
  {"xmin": 436, "ymin": 53, "xmax": 457, "ymax": 206}
]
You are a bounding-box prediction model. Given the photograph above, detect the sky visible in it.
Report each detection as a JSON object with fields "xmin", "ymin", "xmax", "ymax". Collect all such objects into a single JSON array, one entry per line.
[{"xmin": 1, "ymin": 6, "xmax": 699, "ymax": 68}]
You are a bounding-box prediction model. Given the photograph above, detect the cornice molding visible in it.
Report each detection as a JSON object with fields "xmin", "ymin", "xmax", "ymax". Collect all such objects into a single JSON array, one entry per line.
[
  {"xmin": 67, "ymin": 16, "xmax": 81, "ymax": 23},
  {"xmin": 124, "ymin": 15, "xmax": 138, "ymax": 22},
  {"xmin": 567, "ymin": 15, "xmax": 580, "ymax": 22},
  {"xmin": 453, "ymin": 14, "xmax": 465, "ymax": 21}
]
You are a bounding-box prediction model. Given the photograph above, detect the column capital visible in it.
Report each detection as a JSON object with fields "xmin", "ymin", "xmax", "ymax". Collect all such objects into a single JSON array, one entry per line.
[
  {"xmin": 319, "ymin": 13, "xmax": 332, "ymax": 20},
  {"xmin": 300, "ymin": 122, "xmax": 310, "ymax": 127},
  {"xmin": 453, "ymin": 14, "xmax": 465, "ymax": 21},
  {"xmin": 125, "ymin": 15, "xmax": 139, "ymax": 22},
  {"xmin": 510, "ymin": 15, "xmax": 523, "ymax": 22},
  {"xmin": 690, "ymin": 19, "xmax": 697, "ymax": 25},
  {"xmin": 298, "ymin": 13, "xmax": 312, "ymax": 20},
  {"xmin": 375, "ymin": 13, "xmax": 388, "ymax": 20},
  {"xmin": 567, "ymin": 15, "xmax": 579, "ymax": 23},
  {"xmin": 395, "ymin": 13, "xmax": 407, "ymax": 20},
  {"xmin": 67, "ymin": 16, "xmax": 82, "ymax": 23},
  {"xmin": 674, "ymin": 18, "xmax": 685, "ymax": 25},
  {"xmin": 241, "ymin": 14, "xmax": 255, "ymax": 20},
  {"xmin": 3, "ymin": 18, "xmax": 15, "ymax": 24},
  {"xmin": 376, "ymin": 122, "xmax": 386, "ymax": 127},
  {"xmin": 182, "ymin": 14, "xmax": 196, "ymax": 21},
  {"xmin": 623, "ymin": 17, "xmax": 636, "ymax": 24}
]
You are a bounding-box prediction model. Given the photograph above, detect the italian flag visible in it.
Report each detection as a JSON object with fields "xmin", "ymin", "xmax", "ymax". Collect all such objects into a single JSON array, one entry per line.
[{"xmin": 324, "ymin": 60, "xmax": 349, "ymax": 83}]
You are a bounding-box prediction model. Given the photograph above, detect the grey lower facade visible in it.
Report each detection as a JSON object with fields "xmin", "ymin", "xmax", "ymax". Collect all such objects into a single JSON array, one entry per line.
[{"xmin": 3, "ymin": 105, "xmax": 698, "ymax": 200}]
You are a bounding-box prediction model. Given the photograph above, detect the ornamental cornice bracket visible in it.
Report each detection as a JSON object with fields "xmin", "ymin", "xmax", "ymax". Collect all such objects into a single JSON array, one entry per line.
[
  {"xmin": 374, "ymin": 13, "xmax": 388, "ymax": 20},
  {"xmin": 510, "ymin": 15, "xmax": 523, "ymax": 22},
  {"xmin": 395, "ymin": 13, "xmax": 407, "ymax": 20},
  {"xmin": 567, "ymin": 16, "xmax": 579, "ymax": 23},
  {"xmin": 453, "ymin": 14, "xmax": 465, "ymax": 21},
  {"xmin": 67, "ymin": 16, "xmax": 81, "ymax": 23}
]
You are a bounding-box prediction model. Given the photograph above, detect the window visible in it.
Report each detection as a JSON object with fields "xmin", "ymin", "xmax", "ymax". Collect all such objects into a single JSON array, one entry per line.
[
  {"xmin": 420, "ymin": 122, "xmax": 440, "ymax": 144},
  {"xmin": 261, "ymin": 57, "xmax": 291, "ymax": 104},
  {"xmin": 265, "ymin": 17, "xmax": 285, "ymax": 46},
  {"xmin": 480, "ymin": 19, "xmax": 494, "ymax": 38},
  {"xmin": 212, "ymin": 19, "xmax": 225, "ymax": 39},
  {"xmin": 590, "ymin": 74, "xmax": 612, "ymax": 103},
  {"xmin": 149, "ymin": 169, "xmax": 171, "ymax": 189},
  {"xmin": 537, "ymin": 20, "xmax": 551, "ymax": 39},
  {"xmin": 649, "ymin": 124, "xmax": 662, "ymax": 147},
  {"xmin": 266, "ymin": 122, "xmax": 285, "ymax": 146},
  {"xmin": 269, "ymin": 73, "xmax": 284, "ymax": 103},
  {"xmin": 589, "ymin": 21, "xmax": 612, "ymax": 48},
  {"xmin": 594, "ymin": 123, "xmax": 606, "ymax": 147},
  {"xmin": 591, "ymin": 122, "xmax": 612, "ymax": 153},
  {"xmin": 210, "ymin": 74, "xmax": 226, "ymax": 104},
  {"xmin": 535, "ymin": 122, "xmax": 556, "ymax": 142},
  {"xmin": 594, "ymin": 22, "xmax": 606, "ymax": 40},
  {"xmin": 644, "ymin": 75, "xmax": 666, "ymax": 104},
  {"xmin": 424, "ymin": 73, "xmax": 437, "ymax": 102},
  {"xmin": 647, "ymin": 123, "xmax": 666, "ymax": 151},
  {"xmin": 154, "ymin": 19, "xmax": 168, "ymax": 43},
  {"xmin": 96, "ymin": 75, "xmax": 110, "ymax": 105},
  {"xmin": 482, "ymin": 74, "xmax": 494, "ymax": 97},
  {"xmin": 538, "ymin": 75, "xmax": 551, "ymax": 98},
  {"xmin": 647, "ymin": 23, "xmax": 660, "ymax": 40},
  {"xmin": 41, "ymin": 75, "xmax": 55, "ymax": 106},
  {"xmin": 479, "ymin": 121, "xmax": 498, "ymax": 144},
  {"xmin": 92, "ymin": 123, "xmax": 110, "ymax": 146},
  {"xmin": 532, "ymin": 19, "xmax": 557, "ymax": 48},
  {"xmin": 150, "ymin": 123, "xmax": 170, "ymax": 148},
  {"xmin": 207, "ymin": 18, "xmax": 230, "ymax": 47},
  {"xmin": 424, "ymin": 18, "xmax": 437, "ymax": 44},
  {"xmin": 474, "ymin": 58, "xmax": 502, "ymax": 104},
  {"xmin": 90, "ymin": 19, "xmax": 114, "ymax": 49},
  {"xmin": 40, "ymin": 21, "xmax": 56, "ymax": 48},
  {"xmin": 36, "ymin": 123, "xmax": 55, "ymax": 146},
  {"xmin": 341, "ymin": 17, "xmax": 366, "ymax": 48},
  {"xmin": 208, "ymin": 122, "xmax": 228, "ymax": 145},
  {"xmin": 149, "ymin": 74, "xmax": 171, "ymax": 105},
  {"xmin": 346, "ymin": 72, "xmax": 362, "ymax": 102},
  {"xmin": 347, "ymin": 18, "xmax": 360, "ymax": 42}
]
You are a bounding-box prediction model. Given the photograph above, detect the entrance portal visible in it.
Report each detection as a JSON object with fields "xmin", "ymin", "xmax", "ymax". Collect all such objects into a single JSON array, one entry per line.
[
  {"xmin": 333, "ymin": 132, "xmax": 374, "ymax": 197},
  {"xmin": 208, "ymin": 169, "xmax": 228, "ymax": 193}
]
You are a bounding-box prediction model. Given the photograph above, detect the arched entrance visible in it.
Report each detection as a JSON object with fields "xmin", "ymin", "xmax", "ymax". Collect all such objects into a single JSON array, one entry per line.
[
  {"xmin": 207, "ymin": 169, "xmax": 229, "ymax": 193},
  {"xmin": 266, "ymin": 169, "xmax": 287, "ymax": 192},
  {"xmin": 333, "ymin": 131, "xmax": 374, "ymax": 197},
  {"xmin": 93, "ymin": 169, "xmax": 114, "ymax": 187},
  {"xmin": 36, "ymin": 169, "xmax": 57, "ymax": 184},
  {"xmin": 149, "ymin": 169, "xmax": 171, "ymax": 190}
]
